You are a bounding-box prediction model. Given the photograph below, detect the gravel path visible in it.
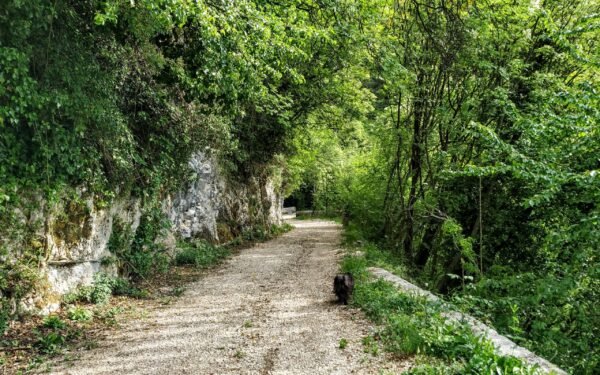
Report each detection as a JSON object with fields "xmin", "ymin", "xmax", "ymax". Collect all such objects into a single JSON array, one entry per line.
[{"xmin": 48, "ymin": 220, "xmax": 410, "ymax": 374}]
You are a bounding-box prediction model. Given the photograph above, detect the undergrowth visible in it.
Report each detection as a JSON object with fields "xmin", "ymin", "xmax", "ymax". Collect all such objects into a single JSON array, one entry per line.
[
  {"xmin": 240, "ymin": 223, "xmax": 293, "ymax": 242},
  {"xmin": 175, "ymin": 223, "xmax": 292, "ymax": 268},
  {"xmin": 174, "ymin": 240, "xmax": 230, "ymax": 268},
  {"xmin": 343, "ymin": 223, "xmax": 591, "ymax": 373},
  {"xmin": 64, "ymin": 273, "xmax": 147, "ymax": 305},
  {"xmin": 341, "ymin": 255, "xmax": 544, "ymax": 374}
]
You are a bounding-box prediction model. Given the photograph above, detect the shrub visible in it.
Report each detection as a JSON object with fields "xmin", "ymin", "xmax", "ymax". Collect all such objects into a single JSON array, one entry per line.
[
  {"xmin": 64, "ymin": 273, "xmax": 126, "ymax": 305},
  {"xmin": 34, "ymin": 331, "xmax": 66, "ymax": 354},
  {"xmin": 110, "ymin": 277, "xmax": 147, "ymax": 298},
  {"xmin": 344, "ymin": 253, "xmax": 542, "ymax": 374},
  {"xmin": 67, "ymin": 307, "xmax": 93, "ymax": 322},
  {"xmin": 174, "ymin": 240, "xmax": 229, "ymax": 268},
  {"xmin": 108, "ymin": 209, "xmax": 171, "ymax": 280},
  {"xmin": 88, "ymin": 273, "xmax": 114, "ymax": 305},
  {"xmin": 42, "ymin": 315, "xmax": 67, "ymax": 330}
]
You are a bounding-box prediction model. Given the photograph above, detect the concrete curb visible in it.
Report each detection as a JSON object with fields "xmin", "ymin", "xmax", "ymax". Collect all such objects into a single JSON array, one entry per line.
[{"xmin": 367, "ymin": 267, "xmax": 567, "ymax": 375}]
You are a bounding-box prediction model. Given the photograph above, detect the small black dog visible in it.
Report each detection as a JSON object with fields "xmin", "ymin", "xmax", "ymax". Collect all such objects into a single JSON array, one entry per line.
[{"xmin": 333, "ymin": 273, "xmax": 354, "ymax": 305}]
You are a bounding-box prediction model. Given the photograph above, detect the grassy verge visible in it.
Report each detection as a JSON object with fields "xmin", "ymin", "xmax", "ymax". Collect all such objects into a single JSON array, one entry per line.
[
  {"xmin": 341, "ymin": 249, "xmax": 545, "ymax": 374},
  {"xmin": 0, "ymin": 223, "xmax": 292, "ymax": 374}
]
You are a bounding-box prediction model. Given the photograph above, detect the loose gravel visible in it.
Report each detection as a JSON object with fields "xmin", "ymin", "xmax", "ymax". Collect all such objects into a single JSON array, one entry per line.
[{"xmin": 47, "ymin": 220, "xmax": 410, "ymax": 375}]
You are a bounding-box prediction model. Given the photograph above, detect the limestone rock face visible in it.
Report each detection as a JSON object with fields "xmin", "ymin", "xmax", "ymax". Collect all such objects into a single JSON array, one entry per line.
[
  {"xmin": 46, "ymin": 198, "xmax": 142, "ymax": 296},
  {"xmin": 166, "ymin": 152, "xmax": 283, "ymax": 242},
  {"xmin": 264, "ymin": 178, "xmax": 284, "ymax": 225},
  {"xmin": 25, "ymin": 151, "xmax": 282, "ymax": 311},
  {"xmin": 167, "ymin": 153, "xmax": 223, "ymax": 241}
]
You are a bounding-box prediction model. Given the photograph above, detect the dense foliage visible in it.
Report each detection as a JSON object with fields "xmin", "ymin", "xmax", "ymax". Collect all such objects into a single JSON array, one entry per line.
[
  {"xmin": 342, "ymin": 254, "xmax": 542, "ymax": 374},
  {"xmin": 1, "ymin": 0, "xmax": 598, "ymax": 372},
  {"xmin": 0, "ymin": 0, "xmax": 365, "ymax": 333},
  {"xmin": 0, "ymin": 0, "xmax": 362, "ymax": 195},
  {"xmin": 287, "ymin": 0, "xmax": 599, "ymax": 373}
]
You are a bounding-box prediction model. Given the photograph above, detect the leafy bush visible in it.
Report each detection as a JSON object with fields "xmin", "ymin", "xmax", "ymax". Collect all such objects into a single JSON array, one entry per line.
[
  {"xmin": 88, "ymin": 273, "xmax": 114, "ymax": 305},
  {"xmin": 242, "ymin": 227, "xmax": 268, "ymax": 242},
  {"xmin": 110, "ymin": 277, "xmax": 147, "ymax": 299},
  {"xmin": 174, "ymin": 240, "xmax": 229, "ymax": 268},
  {"xmin": 63, "ymin": 273, "xmax": 142, "ymax": 305},
  {"xmin": 67, "ymin": 307, "xmax": 93, "ymax": 322},
  {"xmin": 270, "ymin": 223, "xmax": 293, "ymax": 236},
  {"xmin": 343, "ymin": 254, "xmax": 542, "ymax": 374},
  {"xmin": 35, "ymin": 314, "xmax": 71, "ymax": 355},
  {"xmin": 34, "ymin": 331, "xmax": 66, "ymax": 354},
  {"xmin": 453, "ymin": 269, "xmax": 599, "ymax": 373},
  {"xmin": 108, "ymin": 209, "xmax": 171, "ymax": 280},
  {"xmin": 42, "ymin": 315, "xmax": 66, "ymax": 330}
]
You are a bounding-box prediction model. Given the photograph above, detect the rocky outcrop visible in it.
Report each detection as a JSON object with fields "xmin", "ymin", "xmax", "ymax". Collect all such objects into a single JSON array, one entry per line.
[
  {"xmin": 166, "ymin": 152, "xmax": 282, "ymax": 242},
  {"xmin": 166, "ymin": 153, "xmax": 223, "ymax": 241},
  {"xmin": 45, "ymin": 197, "xmax": 142, "ymax": 298},
  {"xmin": 6, "ymin": 152, "xmax": 282, "ymax": 313}
]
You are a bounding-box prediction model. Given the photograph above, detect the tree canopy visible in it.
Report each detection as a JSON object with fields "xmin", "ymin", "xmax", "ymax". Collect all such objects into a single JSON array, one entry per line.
[{"xmin": 1, "ymin": 0, "xmax": 598, "ymax": 373}]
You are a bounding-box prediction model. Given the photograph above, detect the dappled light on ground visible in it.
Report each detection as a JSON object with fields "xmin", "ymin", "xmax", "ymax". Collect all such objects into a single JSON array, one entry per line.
[{"xmin": 46, "ymin": 220, "xmax": 410, "ymax": 374}]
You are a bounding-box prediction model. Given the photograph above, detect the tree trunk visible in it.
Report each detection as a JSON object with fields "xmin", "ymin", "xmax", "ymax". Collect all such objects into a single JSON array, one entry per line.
[
  {"xmin": 403, "ymin": 73, "xmax": 425, "ymax": 261},
  {"xmin": 414, "ymin": 219, "xmax": 441, "ymax": 269}
]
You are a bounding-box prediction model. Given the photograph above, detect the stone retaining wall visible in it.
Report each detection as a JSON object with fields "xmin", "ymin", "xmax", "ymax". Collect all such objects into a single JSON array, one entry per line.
[{"xmin": 368, "ymin": 267, "xmax": 567, "ymax": 375}]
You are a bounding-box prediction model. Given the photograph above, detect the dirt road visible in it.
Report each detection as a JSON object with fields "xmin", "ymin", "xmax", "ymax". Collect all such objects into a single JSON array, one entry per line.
[{"xmin": 49, "ymin": 220, "xmax": 409, "ymax": 374}]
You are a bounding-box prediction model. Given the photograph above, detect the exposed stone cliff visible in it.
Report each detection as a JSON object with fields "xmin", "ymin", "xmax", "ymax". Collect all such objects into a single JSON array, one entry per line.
[{"xmin": 5, "ymin": 152, "xmax": 282, "ymax": 313}]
